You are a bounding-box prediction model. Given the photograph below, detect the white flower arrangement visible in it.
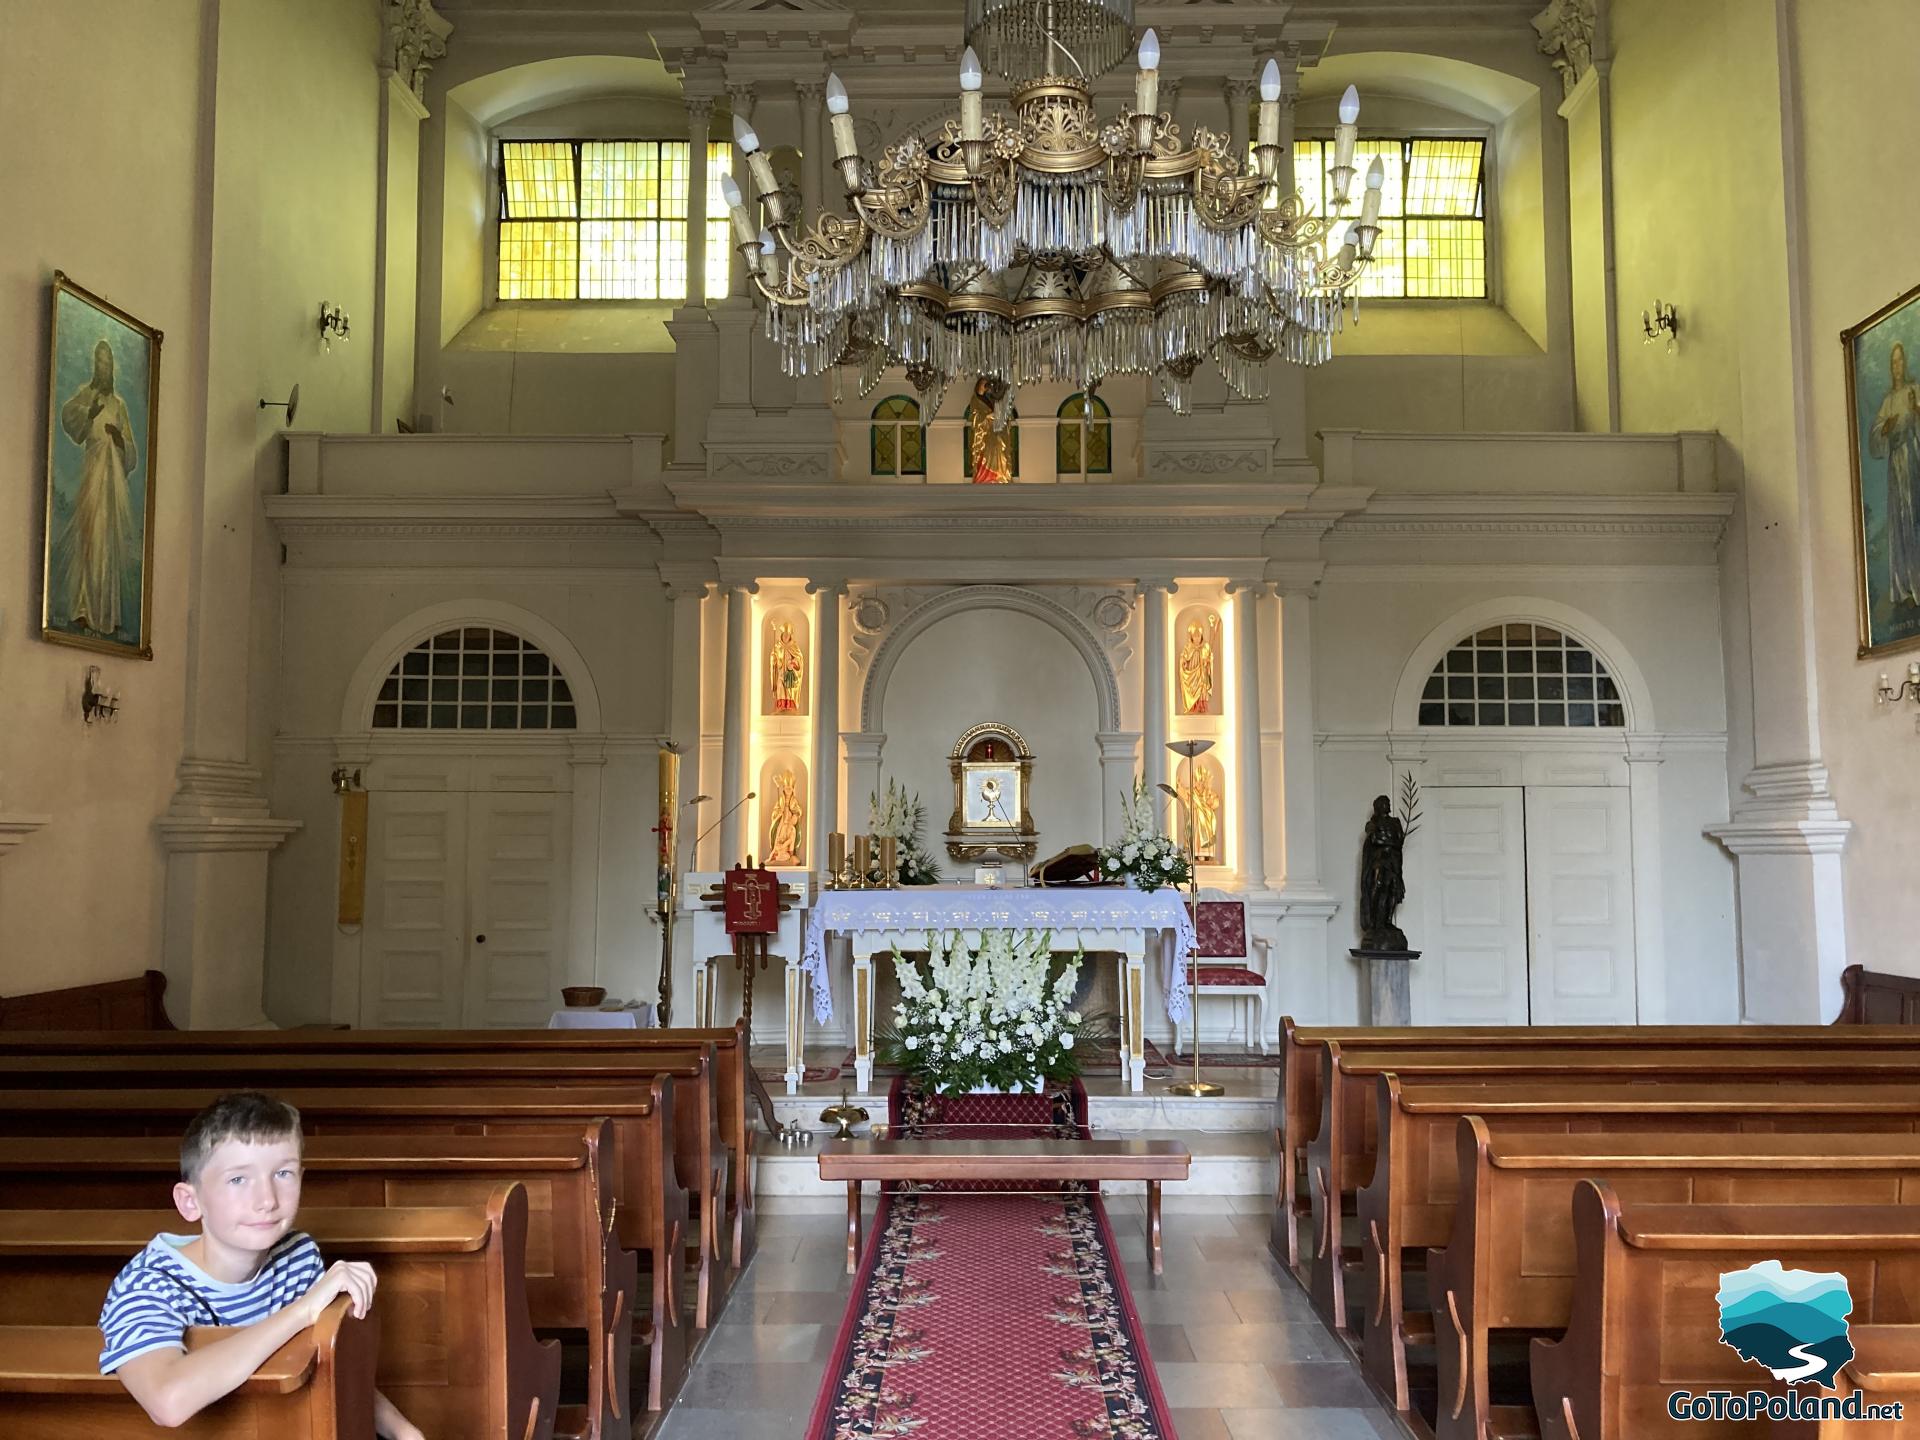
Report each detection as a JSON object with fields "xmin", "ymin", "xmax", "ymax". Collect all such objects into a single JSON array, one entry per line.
[
  {"xmin": 877, "ymin": 928, "xmax": 1088, "ymax": 1095},
  {"xmin": 868, "ymin": 779, "xmax": 941, "ymax": 885},
  {"xmin": 1096, "ymin": 776, "xmax": 1193, "ymax": 894}
]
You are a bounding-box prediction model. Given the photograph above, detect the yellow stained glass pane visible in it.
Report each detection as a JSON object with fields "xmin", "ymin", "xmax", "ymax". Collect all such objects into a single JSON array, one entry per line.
[
  {"xmin": 502, "ymin": 142, "xmax": 577, "ymax": 219},
  {"xmin": 580, "ymin": 219, "xmax": 643, "ymax": 298},
  {"xmin": 1346, "ymin": 138, "xmax": 1405, "ymax": 219},
  {"xmin": 581, "ymin": 140, "xmax": 646, "ymax": 219},
  {"xmin": 900, "ymin": 424, "xmax": 925, "ymax": 474},
  {"xmin": 706, "ymin": 145, "xmax": 735, "ymax": 299},
  {"xmin": 497, "ymin": 220, "xmax": 578, "ymax": 299},
  {"xmin": 1291, "ymin": 139, "xmax": 1324, "ymax": 210},
  {"xmin": 1057, "ymin": 422, "xmax": 1082, "ymax": 475},
  {"xmin": 1354, "ymin": 221, "xmax": 1405, "ymax": 300},
  {"xmin": 873, "ymin": 428, "xmax": 897, "ymax": 474},
  {"xmin": 1406, "ymin": 139, "xmax": 1483, "ymax": 218},
  {"xmin": 1405, "ymin": 217, "xmax": 1486, "ymax": 298},
  {"xmin": 1087, "ymin": 421, "xmax": 1111, "ymax": 473},
  {"xmin": 657, "ymin": 227, "xmax": 687, "ymax": 300},
  {"xmin": 873, "ymin": 397, "xmax": 917, "ymax": 422}
]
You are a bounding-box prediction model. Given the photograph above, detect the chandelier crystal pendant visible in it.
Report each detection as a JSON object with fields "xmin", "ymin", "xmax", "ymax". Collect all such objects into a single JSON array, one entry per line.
[{"xmin": 719, "ymin": 0, "xmax": 1383, "ymax": 419}]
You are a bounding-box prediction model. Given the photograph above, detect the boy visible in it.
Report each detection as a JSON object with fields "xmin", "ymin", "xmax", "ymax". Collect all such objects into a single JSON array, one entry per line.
[{"xmin": 97, "ymin": 1090, "xmax": 424, "ymax": 1438}]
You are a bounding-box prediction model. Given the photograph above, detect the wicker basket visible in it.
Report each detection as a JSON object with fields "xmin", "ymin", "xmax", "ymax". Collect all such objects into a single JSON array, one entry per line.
[{"xmin": 560, "ymin": 986, "xmax": 607, "ymax": 1008}]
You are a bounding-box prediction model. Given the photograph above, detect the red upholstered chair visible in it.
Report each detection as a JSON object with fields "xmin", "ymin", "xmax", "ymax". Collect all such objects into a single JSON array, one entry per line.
[{"xmin": 1178, "ymin": 892, "xmax": 1272, "ymax": 1055}]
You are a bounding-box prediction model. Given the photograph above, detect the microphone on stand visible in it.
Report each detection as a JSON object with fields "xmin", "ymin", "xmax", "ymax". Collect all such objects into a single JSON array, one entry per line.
[{"xmin": 696, "ymin": 791, "xmax": 758, "ymax": 852}]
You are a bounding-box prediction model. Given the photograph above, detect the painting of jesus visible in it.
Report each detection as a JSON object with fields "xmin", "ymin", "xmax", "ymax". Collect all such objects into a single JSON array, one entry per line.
[{"xmin": 1845, "ymin": 281, "xmax": 1920, "ymax": 657}]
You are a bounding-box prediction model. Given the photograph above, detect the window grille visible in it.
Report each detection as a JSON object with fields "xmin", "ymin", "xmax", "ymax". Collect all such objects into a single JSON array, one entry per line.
[
  {"xmin": 499, "ymin": 140, "xmax": 697, "ymax": 300},
  {"xmin": 1280, "ymin": 135, "xmax": 1486, "ymax": 299},
  {"xmin": 1417, "ymin": 623, "xmax": 1625, "ymax": 728},
  {"xmin": 372, "ymin": 628, "xmax": 578, "ymax": 731}
]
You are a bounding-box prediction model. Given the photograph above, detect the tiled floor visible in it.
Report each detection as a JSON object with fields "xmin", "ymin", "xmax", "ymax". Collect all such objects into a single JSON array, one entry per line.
[{"xmin": 654, "ymin": 1191, "xmax": 1400, "ymax": 1440}]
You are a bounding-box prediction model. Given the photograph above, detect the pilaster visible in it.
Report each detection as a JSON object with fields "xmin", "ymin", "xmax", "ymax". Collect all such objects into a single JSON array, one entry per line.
[
  {"xmin": 1226, "ymin": 579, "xmax": 1271, "ymax": 890},
  {"xmin": 808, "ymin": 578, "xmax": 848, "ymax": 871},
  {"xmin": 1138, "ymin": 579, "xmax": 1175, "ymax": 799},
  {"xmin": 718, "ymin": 580, "xmax": 758, "ymax": 865}
]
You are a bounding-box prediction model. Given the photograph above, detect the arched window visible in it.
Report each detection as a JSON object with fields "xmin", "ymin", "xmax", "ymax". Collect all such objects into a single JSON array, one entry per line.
[
  {"xmin": 869, "ymin": 395, "xmax": 925, "ymax": 476},
  {"xmin": 372, "ymin": 627, "xmax": 578, "ymax": 731},
  {"xmin": 1416, "ymin": 623, "xmax": 1625, "ymax": 728},
  {"xmin": 1056, "ymin": 392, "xmax": 1112, "ymax": 476}
]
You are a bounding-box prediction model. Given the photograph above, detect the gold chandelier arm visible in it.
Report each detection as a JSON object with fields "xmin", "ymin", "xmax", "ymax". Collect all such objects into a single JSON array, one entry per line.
[
  {"xmin": 851, "ymin": 178, "xmax": 932, "ymax": 241},
  {"xmin": 751, "ymin": 266, "xmax": 814, "ymax": 309},
  {"xmin": 1192, "ymin": 167, "xmax": 1265, "ymax": 233},
  {"xmin": 1257, "ymin": 194, "xmax": 1336, "ymax": 253},
  {"xmin": 775, "ymin": 212, "xmax": 870, "ymax": 272}
]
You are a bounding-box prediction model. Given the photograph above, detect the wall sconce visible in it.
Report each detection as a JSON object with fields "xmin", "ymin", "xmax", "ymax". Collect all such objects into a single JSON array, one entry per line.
[
  {"xmin": 1876, "ymin": 662, "xmax": 1920, "ymax": 712},
  {"xmin": 1642, "ymin": 299, "xmax": 1679, "ymax": 353},
  {"xmin": 331, "ymin": 766, "xmax": 364, "ymax": 794},
  {"xmin": 318, "ymin": 302, "xmax": 351, "ymax": 351},
  {"xmin": 81, "ymin": 666, "xmax": 120, "ymax": 725}
]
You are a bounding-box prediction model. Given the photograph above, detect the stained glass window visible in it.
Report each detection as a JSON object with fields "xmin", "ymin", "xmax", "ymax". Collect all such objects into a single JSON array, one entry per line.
[
  {"xmin": 371, "ymin": 628, "xmax": 577, "ymax": 731},
  {"xmin": 1056, "ymin": 393, "xmax": 1111, "ymax": 476},
  {"xmin": 499, "ymin": 140, "xmax": 699, "ymax": 301},
  {"xmin": 1416, "ymin": 623, "xmax": 1625, "ymax": 729},
  {"xmin": 706, "ymin": 143, "xmax": 734, "ymax": 301},
  {"xmin": 870, "ymin": 395, "xmax": 925, "ymax": 476},
  {"xmin": 1284, "ymin": 136, "xmax": 1485, "ymax": 299}
]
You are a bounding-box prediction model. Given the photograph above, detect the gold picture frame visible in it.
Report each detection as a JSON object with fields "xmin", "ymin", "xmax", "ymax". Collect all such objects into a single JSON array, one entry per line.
[
  {"xmin": 41, "ymin": 271, "xmax": 162, "ymax": 660},
  {"xmin": 1842, "ymin": 278, "xmax": 1920, "ymax": 659}
]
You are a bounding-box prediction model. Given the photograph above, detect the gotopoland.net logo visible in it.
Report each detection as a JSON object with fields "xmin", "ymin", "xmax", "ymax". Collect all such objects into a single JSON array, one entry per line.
[{"xmin": 1667, "ymin": 1260, "xmax": 1905, "ymax": 1423}]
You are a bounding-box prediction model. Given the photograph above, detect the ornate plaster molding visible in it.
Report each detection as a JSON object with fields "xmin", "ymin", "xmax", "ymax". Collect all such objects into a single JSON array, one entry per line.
[
  {"xmin": 710, "ymin": 452, "xmax": 830, "ymax": 478},
  {"xmin": 381, "ymin": 0, "xmax": 451, "ymax": 103},
  {"xmin": 1532, "ymin": 0, "xmax": 1597, "ymax": 99},
  {"xmin": 1149, "ymin": 450, "xmax": 1268, "ymax": 477},
  {"xmin": 157, "ymin": 760, "xmax": 300, "ymax": 855}
]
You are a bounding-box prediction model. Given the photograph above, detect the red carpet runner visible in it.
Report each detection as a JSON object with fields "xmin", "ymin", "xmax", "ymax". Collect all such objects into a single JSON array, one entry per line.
[{"xmin": 805, "ymin": 1082, "xmax": 1180, "ymax": 1439}]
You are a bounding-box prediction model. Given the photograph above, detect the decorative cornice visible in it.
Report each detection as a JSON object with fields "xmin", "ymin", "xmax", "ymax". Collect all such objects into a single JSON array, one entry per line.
[
  {"xmin": 1149, "ymin": 450, "xmax": 1267, "ymax": 477},
  {"xmin": 1334, "ymin": 517, "xmax": 1728, "ymax": 539},
  {"xmin": 710, "ymin": 452, "xmax": 830, "ymax": 479}
]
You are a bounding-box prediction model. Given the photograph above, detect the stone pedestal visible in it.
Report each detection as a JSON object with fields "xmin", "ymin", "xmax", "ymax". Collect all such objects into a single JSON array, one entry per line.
[{"xmin": 1351, "ymin": 948, "xmax": 1420, "ymax": 1027}]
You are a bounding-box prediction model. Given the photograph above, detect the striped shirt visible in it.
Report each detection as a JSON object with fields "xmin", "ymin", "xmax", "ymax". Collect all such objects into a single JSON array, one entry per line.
[{"xmin": 98, "ymin": 1231, "xmax": 324, "ymax": 1374}]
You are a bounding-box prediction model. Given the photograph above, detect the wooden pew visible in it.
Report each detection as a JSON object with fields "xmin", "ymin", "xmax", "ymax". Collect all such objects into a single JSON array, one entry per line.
[
  {"xmin": 0, "ymin": 1021, "xmax": 760, "ymax": 1273},
  {"xmin": 0, "ymin": 1129, "xmax": 634, "ymax": 1440},
  {"xmin": 1827, "ymin": 1326, "xmax": 1920, "ymax": 1440},
  {"xmin": 0, "ymin": 1082, "xmax": 688, "ymax": 1413},
  {"xmin": 1348, "ymin": 1075, "xmax": 1920, "ymax": 1412},
  {"xmin": 0, "ymin": 1297, "xmax": 376, "ymax": 1439},
  {"xmin": 0, "ymin": 1187, "xmax": 559, "ymax": 1440},
  {"xmin": 1304, "ymin": 1043, "xmax": 1920, "ymax": 1329},
  {"xmin": 1837, "ymin": 965, "xmax": 1920, "ymax": 1025},
  {"xmin": 0, "ymin": 1046, "xmax": 735, "ymax": 1330},
  {"xmin": 0, "ymin": 969, "xmax": 174, "ymax": 1030},
  {"xmin": 1531, "ymin": 1184, "xmax": 1920, "ymax": 1440},
  {"xmin": 1271, "ymin": 1017, "xmax": 1920, "ymax": 1269},
  {"xmin": 1428, "ymin": 1125, "xmax": 1920, "ymax": 1440}
]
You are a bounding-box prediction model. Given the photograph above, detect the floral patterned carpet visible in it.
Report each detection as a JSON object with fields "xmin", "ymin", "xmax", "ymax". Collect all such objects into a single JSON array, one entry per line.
[{"xmin": 804, "ymin": 1189, "xmax": 1179, "ymax": 1439}]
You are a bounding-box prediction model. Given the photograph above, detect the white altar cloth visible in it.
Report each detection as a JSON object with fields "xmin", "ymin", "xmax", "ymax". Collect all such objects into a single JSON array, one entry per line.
[{"xmin": 800, "ymin": 885, "xmax": 1195, "ymax": 1023}]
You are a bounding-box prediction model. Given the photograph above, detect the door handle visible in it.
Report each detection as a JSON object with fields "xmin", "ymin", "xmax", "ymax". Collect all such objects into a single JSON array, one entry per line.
[{"xmin": 475, "ymin": 934, "xmax": 487, "ymax": 944}]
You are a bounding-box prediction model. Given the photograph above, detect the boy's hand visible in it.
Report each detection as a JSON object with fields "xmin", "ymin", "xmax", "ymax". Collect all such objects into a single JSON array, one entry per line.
[{"xmin": 300, "ymin": 1260, "xmax": 377, "ymax": 1325}]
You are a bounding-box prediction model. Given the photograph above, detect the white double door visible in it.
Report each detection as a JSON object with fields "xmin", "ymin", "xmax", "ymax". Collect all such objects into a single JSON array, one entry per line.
[
  {"xmin": 1412, "ymin": 785, "xmax": 1637, "ymax": 1025},
  {"xmin": 361, "ymin": 788, "xmax": 572, "ymax": 1029}
]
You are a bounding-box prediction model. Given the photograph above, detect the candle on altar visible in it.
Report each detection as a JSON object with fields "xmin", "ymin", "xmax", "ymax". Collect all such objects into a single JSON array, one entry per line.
[
  {"xmin": 828, "ymin": 831, "xmax": 847, "ymax": 886},
  {"xmin": 879, "ymin": 836, "xmax": 899, "ymax": 888},
  {"xmin": 853, "ymin": 834, "xmax": 873, "ymax": 887}
]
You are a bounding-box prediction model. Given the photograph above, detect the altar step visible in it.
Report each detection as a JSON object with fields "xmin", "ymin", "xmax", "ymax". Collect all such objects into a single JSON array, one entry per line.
[{"xmin": 755, "ymin": 1124, "xmax": 1277, "ymax": 1198}]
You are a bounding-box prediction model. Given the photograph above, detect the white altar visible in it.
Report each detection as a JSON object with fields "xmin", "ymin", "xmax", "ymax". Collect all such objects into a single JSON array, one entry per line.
[{"xmin": 801, "ymin": 884, "xmax": 1195, "ymax": 1093}]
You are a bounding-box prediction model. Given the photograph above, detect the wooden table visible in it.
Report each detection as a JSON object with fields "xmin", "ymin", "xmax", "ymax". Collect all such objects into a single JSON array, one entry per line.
[{"xmin": 817, "ymin": 1138, "xmax": 1192, "ymax": 1275}]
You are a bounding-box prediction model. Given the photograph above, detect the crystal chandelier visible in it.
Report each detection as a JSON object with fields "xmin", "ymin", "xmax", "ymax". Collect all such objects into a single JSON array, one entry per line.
[{"xmin": 716, "ymin": 0, "xmax": 1384, "ymax": 418}]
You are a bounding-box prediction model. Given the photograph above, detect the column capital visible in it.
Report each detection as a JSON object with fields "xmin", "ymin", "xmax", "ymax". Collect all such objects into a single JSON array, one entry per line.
[
  {"xmin": 715, "ymin": 568, "xmax": 762, "ymax": 596},
  {"xmin": 1223, "ymin": 576, "xmax": 1274, "ymax": 597},
  {"xmin": 1222, "ymin": 76, "xmax": 1253, "ymax": 102},
  {"xmin": 684, "ymin": 93, "xmax": 716, "ymax": 125},
  {"xmin": 794, "ymin": 78, "xmax": 825, "ymax": 103},
  {"xmin": 726, "ymin": 83, "xmax": 756, "ymax": 118},
  {"xmin": 1135, "ymin": 575, "xmax": 1179, "ymax": 598},
  {"xmin": 1270, "ymin": 561, "xmax": 1325, "ymax": 598},
  {"xmin": 806, "ymin": 577, "xmax": 851, "ymax": 597},
  {"xmin": 658, "ymin": 563, "xmax": 714, "ymax": 601}
]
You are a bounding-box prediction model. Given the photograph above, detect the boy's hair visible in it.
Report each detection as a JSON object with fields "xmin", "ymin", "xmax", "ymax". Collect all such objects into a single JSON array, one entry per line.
[{"xmin": 179, "ymin": 1091, "xmax": 303, "ymax": 1183}]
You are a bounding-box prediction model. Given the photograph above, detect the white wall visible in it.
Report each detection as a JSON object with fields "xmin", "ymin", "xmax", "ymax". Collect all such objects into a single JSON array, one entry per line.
[{"xmin": 878, "ymin": 608, "xmax": 1105, "ymax": 871}]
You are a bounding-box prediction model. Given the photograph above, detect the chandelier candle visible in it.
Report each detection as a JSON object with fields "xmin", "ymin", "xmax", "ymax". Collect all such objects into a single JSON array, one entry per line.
[
  {"xmin": 1332, "ymin": 84, "xmax": 1360, "ymax": 204},
  {"xmin": 1132, "ymin": 29, "xmax": 1159, "ymax": 154},
  {"xmin": 1254, "ymin": 58, "xmax": 1283, "ymax": 177}
]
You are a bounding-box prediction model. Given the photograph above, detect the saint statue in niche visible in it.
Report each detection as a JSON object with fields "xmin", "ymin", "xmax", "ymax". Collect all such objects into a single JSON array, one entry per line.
[
  {"xmin": 768, "ymin": 621, "xmax": 804, "ymax": 714},
  {"xmin": 1181, "ymin": 762, "xmax": 1221, "ymax": 863},
  {"xmin": 1869, "ymin": 341, "xmax": 1920, "ymax": 614},
  {"xmin": 1177, "ymin": 614, "xmax": 1218, "ymax": 715},
  {"xmin": 766, "ymin": 771, "xmax": 805, "ymax": 867},
  {"xmin": 967, "ymin": 376, "xmax": 1014, "ymax": 484},
  {"xmin": 1358, "ymin": 795, "xmax": 1409, "ymax": 952}
]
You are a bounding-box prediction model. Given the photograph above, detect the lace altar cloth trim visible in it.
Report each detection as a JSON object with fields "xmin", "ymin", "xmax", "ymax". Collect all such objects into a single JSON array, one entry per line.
[{"xmin": 799, "ymin": 885, "xmax": 1196, "ymax": 1025}]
